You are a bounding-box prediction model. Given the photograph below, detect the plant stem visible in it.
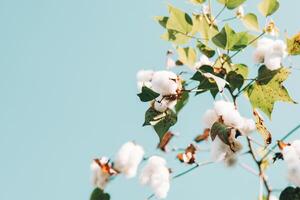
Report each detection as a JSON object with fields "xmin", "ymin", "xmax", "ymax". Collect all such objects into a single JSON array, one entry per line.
[
  {"xmin": 229, "ymin": 32, "xmax": 265, "ymax": 60},
  {"xmin": 247, "ymin": 137, "xmax": 272, "ymax": 200},
  {"xmin": 261, "ymin": 123, "xmax": 300, "ymax": 161},
  {"xmin": 211, "ymin": 5, "xmax": 226, "ymax": 25}
]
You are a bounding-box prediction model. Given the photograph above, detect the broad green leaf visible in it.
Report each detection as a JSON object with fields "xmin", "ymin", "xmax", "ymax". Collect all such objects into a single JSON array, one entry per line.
[
  {"xmin": 279, "ymin": 186, "xmax": 300, "ymax": 200},
  {"xmin": 217, "ymin": 0, "xmax": 246, "ymax": 9},
  {"xmin": 143, "ymin": 107, "xmax": 163, "ymax": 126},
  {"xmin": 196, "ymin": 41, "xmax": 216, "ymax": 58},
  {"xmin": 230, "ymin": 32, "xmax": 253, "ymax": 51},
  {"xmin": 212, "ymin": 24, "xmax": 237, "ymax": 50},
  {"xmin": 192, "ymin": 14, "xmax": 218, "ymax": 42},
  {"xmin": 154, "ymin": 16, "xmax": 169, "ymax": 28},
  {"xmin": 246, "ymin": 66, "xmax": 295, "ymax": 118},
  {"xmin": 226, "ymin": 64, "xmax": 248, "ymax": 91},
  {"xmin": 154, "ymin": 109, "xmax": 177, "ymax": 141},
  {"xmin": 175, "ymin": 91, "xmax": 189, "ymax": 113},
  {"xmin": 137, "ymin": 86, "xmax": 160, "ymax": 102},
  {"xmin": 167, "ymin": 5, "xmax": 193, "ymax": 34},
  {"xmin": 226, "ymin": 71, "xmax": 244, "ymax": 91},
  {"xmin": 191, "ymin": 66, "xmax": 221, "ymax": 97},
  {"xmin": 242, "ymin": 13, "xmax": 260, "ymax": 31},
  {"xmin": 177, "ymin": 47, "xmax": 197, "ymax": 67},
  {"xmin": 90, "ymin": 188, "xmax": 110, "ymax": 200},
  {"xmin": 232, "ymin": 63, "xmax": 249, "ymax": 79},
  {"xmin": 286, "ymin": 32, "xmax": 300, "ymax": 56},
  {"xmin": 258, "ymin": 0, "xmax": 279, "ymax": 17},
  {"xmin": 161, "ymin": 30, "xmax": 191, "ymax": 45},
  {"xmin": 190, "ymin": 0, "xmax": 206, "ymax": 4},
  {"xmin": 211, "ymin": 122, "xmax": 231, "ymax": 145}
]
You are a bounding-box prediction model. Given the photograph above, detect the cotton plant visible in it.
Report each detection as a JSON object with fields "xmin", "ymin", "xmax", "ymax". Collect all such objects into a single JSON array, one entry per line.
[{"xmin": 90, "ymin": 0, "xmax": 300, "ymax": 200}]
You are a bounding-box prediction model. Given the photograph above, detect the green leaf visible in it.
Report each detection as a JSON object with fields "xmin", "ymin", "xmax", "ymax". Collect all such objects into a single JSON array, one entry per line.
[
  {"xmin": 175, "ymin": 91, "xmax": 189, "ymax": 113},
  {"xmin": 137, "ymin": 86, "xmax": 160, "ymax": 102},
  {"xmin": 217, "ymin": 0, "xmax": 246, "ymax": 9},
  {"xmin": 241, "ymin": 13, "xmax": 260, "ymax": 31},
  {"xmin": 192, "ymin": 14, "xmax": 218, "ymax": 42},
  {"xmin": 90, "ymin": 188, "xmax": 110, "ymax": 200},
  {"xmin": 226, "ymin": 71, "xmax": 244, "ymax": 91},
  {"xmin": 232, "ymin": 63, "xmax": 249, "ymax": 79},
  {"xmin": 212, "ymin": 24, "xmax": 237, "ymax": 50},
  {"xmin": 191, "ymin": 66, "xmax": 221, "ymax": 97},
  {"xmin": 210, "ymin": 122, "xmax": 231, "ymax": 145},
  {"xmin": 161, "ymin": 30, "xmax": 191, "ymax": 45},
  {"xmin": 286, "ymin": 32, "xmax": 300, "ymax": 56},
  {"xmin": 247, "ymin": 66, "xmax": 295, "ymax": 118},
  {"xmin": 230, "ymin": 32, "xmax": 253, "ymax": 51},
  {"xmin": 258, "ymin": 0, "xmax": 279, "ymax": 17},
  {"xmin": 166, "ymin": 5, "xmax": 193, "ymax": 34},
  {"xmin": 190, "ymin": 0, "xmax": 206, "ymax": 4},
  {"xmin": 154, "ymin": 109, "xmax": 177, "ymax": 141},
  {"xmin": 196, "ymin": 41, "xmax": 216, "ymax": 58},
  {"xmin": 279, "ymin": 186, "xmax": 300, "ymax": 200},
  {"xmin": 143, "ymin": 107, "xmax": 163, "ymax": 126},
  {"xmin": 177, "ymin": 47, "xmax": 197, "ymax": 67},
  {"xmin": 154, "ymin": 16, "xmax": 169, "ymax": 28}
]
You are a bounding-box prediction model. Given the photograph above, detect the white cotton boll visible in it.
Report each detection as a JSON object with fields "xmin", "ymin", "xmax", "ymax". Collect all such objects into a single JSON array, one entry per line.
[
  {"xmin": 151, "ymin": 71, "xmax": 179, "ymax": 95},
  {"xmin": 264, "ymin": 52, "xmax": 282, "ymax": 70},
  {"xmin": 90, "ymin": 160, "xmax": 110, "ymax": 189},
  {"xmin": 154, "ymin": 96, "xmax": 177, "ymax": 112},
  {"xmin": 291, "ymin": 140, "xmax": 300, "ymax": 157},
  {"xmin": 114, "ymin": 142, "xmax": 144, "ymax": 178},
  {"xmin": 264, "ymin": 39, "xmax": 287, "ymax": 70},
  {"xmin": 202, "ymin": 109, "xmax": 219, "ymax": 128},
  {"xmin": 136, "ymin": 70, "xmax": 154, "ymax": 82},
  {"xmin": 139, "ymin": 156, "xmax": 170, "ymax": 199},
  {"xmin": 210, "ymin": 137, "xmax": 227, "ymax": 162},
  {"xmin": 239, "ymin": 118, "xmax": 256, "ymax": 136},
  {"xmin": 223, "ymin": 109, "xmax": 244, "ymax": 128},
  {"xmin": 253, "ymin": 37, "xmax": 274, "ymax": 63},
  {"xmin": 137, "ymin": 81, "xmax": 152, "ymax": 92},
  {"xmin": 214, "ymin": 100, "xmax": 235, "ymax": 116},
  {"xmin": 282, "ymin": 146, "xmax": 300, "ymax": 186}
]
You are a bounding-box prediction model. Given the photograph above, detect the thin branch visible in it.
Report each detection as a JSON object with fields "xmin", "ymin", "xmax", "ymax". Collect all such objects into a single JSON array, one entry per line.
[
  {"xmin": 211, "ymin": 5, "xmax": 226, "ymax": 25},
  {"xmin": 247, "ymin": 137, "xmax": 272, "ymax": 200},
  {"xmin": 261, "ymin": 123, "xmax": 300, "ymax": 161}
]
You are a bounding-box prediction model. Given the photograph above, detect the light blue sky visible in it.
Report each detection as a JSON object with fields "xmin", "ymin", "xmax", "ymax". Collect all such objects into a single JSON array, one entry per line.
[{"xmin": 0, "ymin": 0, "xmax": 300, "ymax": 200}]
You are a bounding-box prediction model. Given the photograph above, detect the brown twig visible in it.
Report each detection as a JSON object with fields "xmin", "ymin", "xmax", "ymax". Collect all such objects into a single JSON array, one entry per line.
[{"xmin": 247, "ymin": 137, "xmax": 272, "ymax": 200}]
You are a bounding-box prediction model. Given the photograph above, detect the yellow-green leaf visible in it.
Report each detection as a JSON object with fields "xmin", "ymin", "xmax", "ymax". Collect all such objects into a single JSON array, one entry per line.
[
  {"xmin": 246, "ymin": 66, "xmax": 295, "ymax": 118},
  {"xmin": 286, "ymin": 32, "xmax": 300, "ymax": 56},
  {"xmin": 192, "ymin": 14, "xmax": 218, "ymax": 43},
  {"xmin": 241, "ymin": 13, "xmax": 260, "ymax": 32},
  {"xmin": 177, "ymin": 47, "xmax": 197, "ymax": 67},
  {"xmin": 258, "ymin": 0, "xmax": 279, "ymax": 17},
  {"xmin": 166, "ymin": 5, "xmax": 193, "ymax": 34},
  {"xmin": 217, "ymin": 0, "xmax": 246, "ymax": 9},
  {"xmin": 190, "ymin": 0, "xmax": 206, "ymax": 4}
]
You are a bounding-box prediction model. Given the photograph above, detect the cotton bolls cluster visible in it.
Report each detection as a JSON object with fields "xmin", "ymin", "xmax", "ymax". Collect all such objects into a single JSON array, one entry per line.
[
  {"xmin": 90, "ymin": 157, "xmax": 117, "ymax": 189},
  {"xmin": 253, "ymin": 37, "xmax": 287, "ymax": 70},
  {"xmin": 140, "ymin": 156, "xmax": 171, "ymax": 199},
  {"xmin": 203, "ymin": 100, "xmax": 256, "ymax": 136},
  {"xmin": 281, "ymin": 140, "xmax": 300, "ymax": 187},
  {"xmin": 137, "ymin": 70, "xmax": 182, "ymax": 112},
  {"xmin": 202, "ymin": 100, "xmax": 256, "ymax": 166},
  {"xmin": 114, "ymin": 141, "xmax": 145, "ymax": 178}
]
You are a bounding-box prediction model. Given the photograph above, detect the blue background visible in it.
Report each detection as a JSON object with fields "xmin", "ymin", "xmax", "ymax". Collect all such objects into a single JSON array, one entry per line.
[{"xmin": 0, "ymin": 0, "xmax": 300, "ymax": 199}]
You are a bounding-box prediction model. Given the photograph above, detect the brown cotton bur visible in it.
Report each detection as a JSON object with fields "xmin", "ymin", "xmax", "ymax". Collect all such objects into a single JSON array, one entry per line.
[
  {"xmin": 177, "ymin": 144, "xmax": 197, "ymax": 164},
  {"xmin": 158, "ymin": 131, "xmax": 174, "ymax": 152},
  {"xmin": 194, "ymin": 128, "xmax": 210, "ymax": 143}
]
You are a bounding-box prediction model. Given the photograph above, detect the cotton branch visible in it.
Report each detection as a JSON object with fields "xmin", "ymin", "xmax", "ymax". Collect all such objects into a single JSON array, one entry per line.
[{"xmin": 246, "ymin": 137, "xmax": 272, "ymax": 200}]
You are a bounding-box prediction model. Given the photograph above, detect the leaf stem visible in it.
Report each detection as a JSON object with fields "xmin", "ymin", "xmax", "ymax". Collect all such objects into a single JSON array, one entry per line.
[{"xmin": 211, "ymin": 5, "xmax": 226, "ymax": 25}]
